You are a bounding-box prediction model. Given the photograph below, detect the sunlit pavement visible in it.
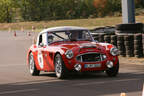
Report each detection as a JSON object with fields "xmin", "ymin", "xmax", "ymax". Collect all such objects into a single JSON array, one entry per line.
[{"xmin": 0, "ymin": 31, "xmax": 144, "ymax": 96}]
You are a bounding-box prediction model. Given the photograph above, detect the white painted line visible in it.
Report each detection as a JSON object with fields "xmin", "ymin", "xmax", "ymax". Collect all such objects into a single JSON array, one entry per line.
[{"xmin": 0, "ymin": 89, "xmax": 39, "ymax": 95}]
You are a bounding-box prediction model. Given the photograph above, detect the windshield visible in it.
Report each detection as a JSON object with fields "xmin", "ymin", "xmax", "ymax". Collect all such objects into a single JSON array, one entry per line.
[{"xmin": 47, "ymin": 30, "xmax": 93, "ymax": 43}]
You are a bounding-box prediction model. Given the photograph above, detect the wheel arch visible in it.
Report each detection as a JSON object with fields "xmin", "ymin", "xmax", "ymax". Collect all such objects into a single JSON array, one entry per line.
[
  {"xmin": 27, "ymin": 50, "xmax": 32, "ymax": 66},
  {"xmin": 54, "ymin": 52, "xmax": 61, "ymax": 59}
]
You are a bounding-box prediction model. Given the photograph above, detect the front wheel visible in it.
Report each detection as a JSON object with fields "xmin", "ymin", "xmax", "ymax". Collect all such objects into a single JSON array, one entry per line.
[
  {"xmin": 29, "ymin": 52, "xmax": 40, "ymax": 76},
  {"xmin": 106, "ymin": 61, "xmax": 119, "ymax": 77},
  {"xmin": 54, "ymin": 54, "xmax": 67, "ymax": 79}
]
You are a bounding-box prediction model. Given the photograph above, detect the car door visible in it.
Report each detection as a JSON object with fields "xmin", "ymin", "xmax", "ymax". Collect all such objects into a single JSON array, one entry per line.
[
  {"xmin": 42, "ymin": 33, "xmax": 55, "ymax": 72},
  {"xmin": 37, "ymin": 34, "xmax": 45, "ymax": 70}
]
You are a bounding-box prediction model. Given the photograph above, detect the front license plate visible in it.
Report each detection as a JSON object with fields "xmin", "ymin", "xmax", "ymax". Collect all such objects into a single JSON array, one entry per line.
[{"xmin": 84, "ymin": 64, "xmax": 101, "ymax": 68}]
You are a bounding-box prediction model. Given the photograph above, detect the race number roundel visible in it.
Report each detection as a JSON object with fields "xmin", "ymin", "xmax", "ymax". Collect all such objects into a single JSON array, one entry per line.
[{"xmin": 38, "ymin": 50, "xmax": 44, "ymax": 69}]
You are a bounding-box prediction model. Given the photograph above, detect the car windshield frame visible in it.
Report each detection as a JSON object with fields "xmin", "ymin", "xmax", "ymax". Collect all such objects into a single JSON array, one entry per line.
[{"xmin": 47, "ymin": 30, "xmax": 94, "ymax": 44}]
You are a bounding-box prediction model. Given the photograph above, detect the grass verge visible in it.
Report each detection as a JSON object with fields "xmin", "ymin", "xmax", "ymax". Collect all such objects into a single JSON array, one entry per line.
[{"xmin": 0, "ymin": 15, "xmax": 144, "ymax": 30}]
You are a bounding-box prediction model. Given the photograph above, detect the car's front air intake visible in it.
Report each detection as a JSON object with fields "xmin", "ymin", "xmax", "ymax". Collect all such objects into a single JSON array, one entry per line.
[{"xmin": 76, "ymin": 53, "xmax": 102, "ymax": 62}]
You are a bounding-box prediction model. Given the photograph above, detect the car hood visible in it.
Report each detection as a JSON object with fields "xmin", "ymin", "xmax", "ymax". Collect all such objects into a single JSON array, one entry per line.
[{"xmin": 58, "ymin": 41, "xmax": 106, "ymax": 52}]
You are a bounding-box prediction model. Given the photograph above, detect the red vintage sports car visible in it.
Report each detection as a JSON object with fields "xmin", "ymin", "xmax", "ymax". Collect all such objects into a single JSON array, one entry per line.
[{"xmin": 27, "ymin": 26, "xmax": 119, "ymax": 79}]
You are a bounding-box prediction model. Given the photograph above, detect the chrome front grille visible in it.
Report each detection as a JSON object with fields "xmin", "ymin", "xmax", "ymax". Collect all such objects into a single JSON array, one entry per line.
[{"xmin": 76, "ymin": 53, "xmax": 102, "ymax": 62}]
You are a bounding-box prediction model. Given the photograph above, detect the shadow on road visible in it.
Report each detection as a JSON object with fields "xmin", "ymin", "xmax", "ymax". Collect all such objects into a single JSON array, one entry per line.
[{"xmin": 0, "ymin": 72, "xmax": 143, "ymax": 96}]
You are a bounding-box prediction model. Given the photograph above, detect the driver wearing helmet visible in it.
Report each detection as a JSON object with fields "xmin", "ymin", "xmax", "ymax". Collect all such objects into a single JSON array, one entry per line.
[
  {"xmin": 70, "ymin": 32, "xmax": 79, "ymax": 41},
  {"xmin": 48, "ymin": 34, "xmax": 54, "ymax": 43}
]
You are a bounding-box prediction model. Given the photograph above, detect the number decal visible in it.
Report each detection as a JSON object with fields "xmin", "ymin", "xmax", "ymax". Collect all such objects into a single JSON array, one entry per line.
[{"xmin": 38, "ymin": 50, "xmax": 44, "ymax": 69}]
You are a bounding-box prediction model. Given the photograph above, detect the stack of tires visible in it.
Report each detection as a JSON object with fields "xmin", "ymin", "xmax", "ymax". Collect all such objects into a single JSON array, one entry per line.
[
  {"xmin": 104, "ymin": 35, "xmax": 111, "ymax": 43},
  {"xmin": 142, "ymin": 34, "xmax": 144, "ymax": 55},
  {"xmin": 111, "ymin": 35, "xmax": 117, "ymax": 46},
  {"xmin": 93, "ymin": 34, "xmax": 99, "ymax": 41},
  {"xmin": 134, "ymin": 34, "xmax": 143, "ymax": 58},
  {"xmin": 116, "ymin": 23, "xmax": 143, "ymax": 35},
  {"xmin": 117, "ymin": 35, "xmax": 126, "ymax": 57},
  {"xmin": 124, "ymin": 35, "xmax": 134, "ymax": 57},
  {"xmin": 99, "ymin": 34, "xmax": 105, "ymax": 42}
]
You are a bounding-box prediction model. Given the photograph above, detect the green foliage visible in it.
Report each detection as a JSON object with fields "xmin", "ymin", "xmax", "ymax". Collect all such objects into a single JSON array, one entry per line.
[
  {"xmin": 0, "ymin": 0, "xmax": 13, "ymax": 22},
  {"xmin": 0, "ymin": 0, "xmax": 144, "ymax": 23}
]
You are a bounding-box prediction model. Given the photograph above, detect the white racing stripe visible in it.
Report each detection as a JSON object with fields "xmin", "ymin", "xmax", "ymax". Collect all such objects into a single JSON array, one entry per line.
[{"xmin": 0, "ymin": 89, "xmax": 39, "ymax": 95}]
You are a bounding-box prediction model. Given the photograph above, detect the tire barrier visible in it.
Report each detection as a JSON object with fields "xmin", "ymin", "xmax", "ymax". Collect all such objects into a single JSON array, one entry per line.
[
  {"xmin": 90, "ymin": 26, "xmax": 115, "ymax": 35},
  {"xmin": 124, "ymin": 35, "xmax": 134, "ymax": 57},
  {"xmin": 115, "ymin": 23, "xmax": 143, "ymax": 35},
  {"xmin": 104, "ymin": 35, "xmax": 111, "ymax": 43},
  {"xmin": 93, "ymin": 34, "xmax": 99, "ymax": 41},
  {"xmin": 99, "ymin": 34, "xmax": 105, "ymax": 42},
  {"xmin": 134, "ymin": 34, "xmax": 143, "ymax": 58},
  {"xmin": 111, "ymin": 35, "xmax": 117, "ymax": 46},
  {"xmin": 117, "ymin": 35, "xmax": 126, "ymax": 57},
  {"xmin": 142, "ymin": 34, "xmax": 144, "ymax": 55},
  {"xmin": 91, "ymin": 24, "xmax": 144, "ymax": 58},
  {"xmin": 116, "ymin": 23, "xmax": 143, "ymax": 31}
]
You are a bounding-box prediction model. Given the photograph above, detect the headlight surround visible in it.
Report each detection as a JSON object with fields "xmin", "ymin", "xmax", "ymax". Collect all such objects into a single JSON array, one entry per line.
[
  {"xmin": 110, "ymin": 47, "xmax": 119, "ymax": 56},
  {"xmin": 65, "ymin": 50, "xmax": 74, "ymax": 59}
]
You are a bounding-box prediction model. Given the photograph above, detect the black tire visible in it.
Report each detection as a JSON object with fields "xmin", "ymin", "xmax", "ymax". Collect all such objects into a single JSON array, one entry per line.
[
  {"xmin": 111, "ymin": 35, "xmax": 117, "ymax": 40},
  {"xmin": 124, "ymin": 35, "xmax": 134, "ymax": 41},
  {"xmin": 135, "ymin": 54, "xmax": 143, "ymax": 58},
  {"xmin": 117, "ymin": 36, "xmax": 124, "ymax": 41},
  {"xmin": 142, "ymin": 34, "xmax": 144, "ymax": 39},
  {"xmin": 118, "ymin": 47, "xmax": 126, "ymax": 51},
  {"xmin": 94, "ymin": 37, "xmax": 99, "ymax": 41},
  {"xmin": 54, "ymin": 54, "xmax": 68, "ymax": 79},
  {"xmin": 126, "ymin": 50, "xmax": 134, "ymax": 55},
  {"xmin": 116, "ymin": 30, "xmax": 141, "ymax": 34},
  {"xmin": 106, "ymin": 61, "xmax": 119, "ymax": 77},
  {"xmin": 29, "ymin": 53, "xmax": 40, "ymax": 76},
  {"xmin": 134, "ymin": 34, "xmax": 142, "ymax": 40},
  {"xmin": 125, "ymin": 41, "xmax": 133, "ymax": 46},
  {"xmin": 125, "ymin": 46, "xmax": 133, "ymax": 50},
  {"xmin": 119, "ymin": 51, "xmax": 126, "ymax": 55},
  {"xmin": 99, "ymin": 34, "xmax": 105, "ymax": 42},
  {"xmin": 134, "ymin": 45, "xmax": 143, "ymax": 49},
  {"xmin": 116, "ymin": 23, "xmax": 143, "ymax": 31},
  {"xmin": 117, "ymin": 40, "xmax": 124, "ymax": 44},
  {"xmin": 127, "ymin": 54, "xmax": 134, "ymax": 57}
]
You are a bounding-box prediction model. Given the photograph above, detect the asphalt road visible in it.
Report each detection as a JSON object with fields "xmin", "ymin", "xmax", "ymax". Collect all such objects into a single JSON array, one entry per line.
[{"xmin": 0, "ymin": 31, "xmax": 144, "ymax": 96}]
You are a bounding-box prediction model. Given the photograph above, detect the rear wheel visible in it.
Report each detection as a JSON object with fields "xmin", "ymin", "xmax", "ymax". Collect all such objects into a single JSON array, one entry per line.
[
  {"xmin": 29, "ymin": 52, "xmax": 40, "ymax": 76},
  {"xmin": 54, "ymin": 54, "xmax": 67, "ymax": 79},
  {"xmin": 106, "ymin": 61, "xmax": 119, "ymax": 77}
]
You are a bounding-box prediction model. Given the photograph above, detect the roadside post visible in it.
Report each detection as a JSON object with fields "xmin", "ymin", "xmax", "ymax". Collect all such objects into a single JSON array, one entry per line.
[{"xmin": 122, "ymin": 0, "xmax": 135, "ymax": 23}]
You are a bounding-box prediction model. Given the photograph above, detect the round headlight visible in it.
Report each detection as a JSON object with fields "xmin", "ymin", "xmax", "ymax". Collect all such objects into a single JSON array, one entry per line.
[
  {"xmin": 110, "ymin": 47, "xmax": 119, "ymax": 56},
  {"xmin": 65, "ymin": 50, "xmax": 74, "ymax": 59}
]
